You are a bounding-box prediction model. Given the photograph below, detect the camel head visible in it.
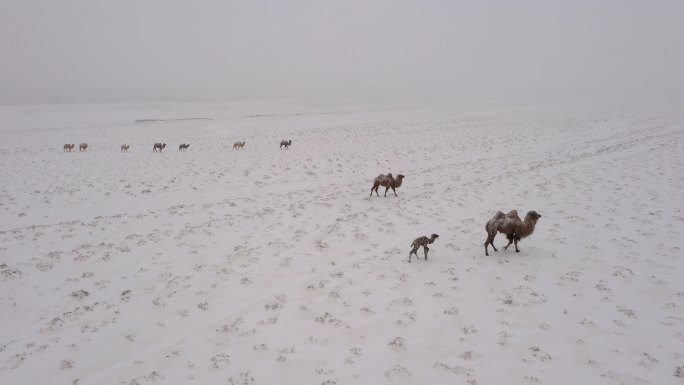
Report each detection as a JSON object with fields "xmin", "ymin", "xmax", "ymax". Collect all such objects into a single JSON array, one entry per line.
[
  {"xmin": 394, "ymin": 174, "xmax": 405, "ymax": 187},
  {"xmin": 430, "ymin": 234, "xmax": 439, "ymax": 240},
  {"xmin": 162, "ymin": 143, "xmax": 166, "ymax": 148},
  {"xmin": 526, "ymin": 211, "xmax": 541, "ymax": 221}
]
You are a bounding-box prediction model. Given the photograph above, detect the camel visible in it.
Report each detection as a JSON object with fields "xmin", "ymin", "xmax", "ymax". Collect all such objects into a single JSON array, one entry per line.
[
  {"xmin": 233, "ymin": 141, "xmax": 246, "ymax": 150},
  {"xmin": 63, "ymin": 144, "xmax": 75, "ymax": 152},
  {"xmin": 79, "ymin": 143, "xmax": 88, "ymax": 152},
  {"xmin": 484, "ymin": 210, "xmax": 541, "ymax": 256},
  {"xmin": 370, "ymin": 173, "xmax": 405, "ymax": 197},
  {"xmin": 120, "ymin": 144, "xmax": 129, "ymax": 152},
  {"xmin": 280, "ymin": 140, "xmax": 292, "ymax": 149},
  {"xmin": 153, "ymin": 143, "xmax": 166, "ymax": 152},
  {"xmin": 179, "ymin": 143, "xmax": 190, "ymax": 151},
  {"xmin": 409, "ymin": 234, "xmax": 439, "ymax": 263}
]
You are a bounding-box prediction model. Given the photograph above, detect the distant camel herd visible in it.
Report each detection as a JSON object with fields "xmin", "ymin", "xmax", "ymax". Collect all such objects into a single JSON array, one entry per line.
[
  {"xmin": 63, "ymin": 140, "xmax": 295, "ymax": 152},
  {"xmin": 63, "ymin": 143, "xmax": 87, "ymax": 152},
  {"xmin": 62, "ymin": 139, "xmax": 541, "ymax": 259}
]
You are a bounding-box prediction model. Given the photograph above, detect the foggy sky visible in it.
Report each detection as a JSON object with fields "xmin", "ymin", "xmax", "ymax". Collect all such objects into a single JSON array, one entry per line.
[{"xmin": 1, "ymin": 0, "xmax": 683, "ymax": 105}]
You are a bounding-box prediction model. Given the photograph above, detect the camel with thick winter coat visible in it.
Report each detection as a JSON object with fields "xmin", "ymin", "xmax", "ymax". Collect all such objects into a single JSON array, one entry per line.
[
  {"xmin": 370, "ymin": 173, "xmax": 405, "ymax": 197},
  {"xmin": 484, "ymin": 210, "xmax": 541, "ymax": 256}
]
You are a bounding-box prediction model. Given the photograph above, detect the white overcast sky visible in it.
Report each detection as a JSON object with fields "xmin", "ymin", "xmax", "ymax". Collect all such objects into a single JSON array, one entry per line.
[{"xmin": 1, "ymin": 0, "xmax": 683, "ymax": 104}]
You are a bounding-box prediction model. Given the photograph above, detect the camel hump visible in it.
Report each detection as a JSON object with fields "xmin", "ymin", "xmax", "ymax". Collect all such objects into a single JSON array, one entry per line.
[{"xmin": 505, "ymin": 210, "xmax": 519, "ymax": 218}]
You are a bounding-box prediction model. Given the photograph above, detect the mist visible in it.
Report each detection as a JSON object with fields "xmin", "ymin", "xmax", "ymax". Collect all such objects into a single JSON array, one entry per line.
[{"xmin": 1, "ymin": 0, "xmax": 683, "ymax": 105}]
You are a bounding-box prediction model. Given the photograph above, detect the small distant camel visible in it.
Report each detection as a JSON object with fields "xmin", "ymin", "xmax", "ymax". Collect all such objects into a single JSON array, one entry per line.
[
  {"xmin": 120, "ymin": 144, "xmax": 129, "ymax": 152},
  {"xmin": 63, "ymin": 144, "xmax": 75, "ymax": 152},
  {"xmin": 79, "ymin": 143, "xmax": 88, "ymax": 152},
  {"xmin": 409, "ymin": 234, "xmax": 439, "ymax": 263},
  {"xmin": 370, "ymin": 173, "xmax": 405, "ymax": 197},
  {"xmin": 280, "ymin": 140, "xmax": 292, "ymax": 149},
  {"xmin": 233, "ymin": 141, "xmax": 246, "ymax": 150},
  {"xmin": 153, "ymin": 143, "xmax": 166, "ymax": 152},
  {"xmin": 484, "ymin": 210, "xmax": 542, "ymax": 256},
  {"xmin": 179, "ymin": 143, "xmax": 190, "ymax": 151}
]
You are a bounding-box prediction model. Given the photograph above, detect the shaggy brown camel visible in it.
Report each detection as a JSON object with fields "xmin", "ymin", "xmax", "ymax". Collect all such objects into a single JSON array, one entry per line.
[
  {"xmin": 179, "ymin": 143, "xmax": 190, "ymax": 151},
  {"xmin": 63, "ymin": 144, "xmax": 75, "ymax": 152},
  {"xmin": 121, "ymin": 144, "xmax": 130, "ymax": 152},
  {"xmin": 153, "ymin": 143, "xmax": 166, "ymax": 152},
  {"xmin": 370, "ymin": 173, "xmax": 405, "ymax": 197},
  {"xmin": 79, "ymin": 143, "xmax": 88, "ymax": 152},
  {"xmin": 484, "ymin": 210, "xmax": 541, "ymax": 256},
  {"xmin": 280, "ymin": 140, "xmax": 292, "ymax": 149},
  {"xmin": 409, "ymin": 234, "xmax": 439, "ymax": 263},
  {"xmin": 233, "ymin": 141, "xmax": 246, "ymax": 150}
]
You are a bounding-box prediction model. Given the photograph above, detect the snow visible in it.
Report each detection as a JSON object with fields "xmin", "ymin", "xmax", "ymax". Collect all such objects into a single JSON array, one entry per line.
[{"xmin": 0, "ymin": 102, "xmax": 683, "ymax": 384}]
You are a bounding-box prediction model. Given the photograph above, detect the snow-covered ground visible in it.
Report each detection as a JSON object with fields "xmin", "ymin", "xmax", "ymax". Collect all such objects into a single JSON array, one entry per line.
[{"xmin": 0, "ymin": 102, "xmax": 683, "ymax": 385}]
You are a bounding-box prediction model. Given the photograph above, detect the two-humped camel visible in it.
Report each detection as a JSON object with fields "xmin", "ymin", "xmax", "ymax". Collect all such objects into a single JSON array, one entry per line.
[
  {"xmin": 153, "ymin": 143, "xmax": 166, "ymax": 152},
  {"xmin": 79, "ymin": 143, "xmax": 88, "ymax": 152},
  {"xmin": 121, "ymin": 144, "xmax": 130, "ymax": 152},
  {"xmin": 280, "ymin": 140, "xmax": 292, "ymax": 149},
  {"xmin": 233, "ymin": 141, "xmax": 246, "ymax": 150},
  {"xmin": 179, "ymin": 143, "xmax": 190, "ymax": 151},
  {"xmin": 484, "ymin": 210, "xmax": 541, "ymax": 256},
  {"xmin": 63, "ymin": 144, "xmax": 75, "ymax": 152},
  {"xmin": 370, "ymin": 173, "xmax": 405, "ymax": 197}
]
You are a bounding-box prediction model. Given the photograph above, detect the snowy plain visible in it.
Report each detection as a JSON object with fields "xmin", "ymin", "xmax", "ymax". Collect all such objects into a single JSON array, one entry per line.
[{"xmin": 0, "ymin": 101, "xmax": 683, "ymax": 385}]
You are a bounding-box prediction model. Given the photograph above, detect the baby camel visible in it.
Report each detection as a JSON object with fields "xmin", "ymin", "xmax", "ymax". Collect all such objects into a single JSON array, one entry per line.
[
  {"xmin": 409, "ymin": 234, "xmax": 439, "ymax": 263},
  {"xmin": 484, "ymin": 210, "xmax": 541, "ymax": 256},
  {"xmin": 370, "ymin": 173, "xmax": 405, "ymax": 197}
]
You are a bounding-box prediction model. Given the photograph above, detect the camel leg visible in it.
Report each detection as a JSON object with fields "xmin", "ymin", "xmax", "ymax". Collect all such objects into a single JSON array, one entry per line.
[
  {"xmin": 485, "ymin": 234, "xmax": 497, "ymax": 256},
  {"xmin": 384, "ymin": 186, "xmax": 389, "ymax": 197},
  {"xmin": 423, "ymin": 245, "xmax": 429, "ymax": 260},
  {"xmin": 409, "ymin": 247, "xmax": 418, "ymax": 263},
  {"xmin": 371, "ymin": 185, "xmax": 379, "ymax": 197},
  {"xmin": 485, "ymin": 233, "xmax": 499, "ymax": 255},
  {"xmin": 514, "ymin": 238, "xmax": 520, "ymax": 252},
  {"xmin": 503, "ymin": 236, "xmax": 514, "ymax": 251},
  {"xmin": 392, "ymin": 186, "xmax": 397, "ymax": 196}
]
